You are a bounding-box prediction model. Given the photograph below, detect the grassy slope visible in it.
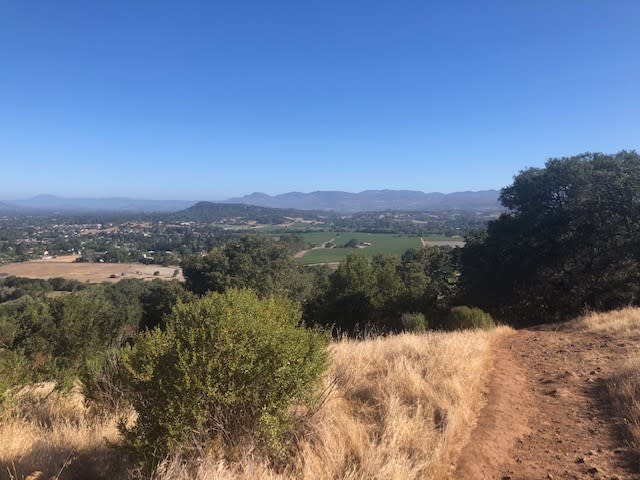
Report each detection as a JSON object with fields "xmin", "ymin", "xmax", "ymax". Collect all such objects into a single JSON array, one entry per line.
[{"xmin": 0, "ymin": 327, "xmax": 511, "ymax": 480}]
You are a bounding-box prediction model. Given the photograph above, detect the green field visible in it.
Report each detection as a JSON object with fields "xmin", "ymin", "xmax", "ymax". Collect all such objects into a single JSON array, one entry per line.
[{"xmin": 296, "ymin": 232, "xmax": 462, "ymax": 265}]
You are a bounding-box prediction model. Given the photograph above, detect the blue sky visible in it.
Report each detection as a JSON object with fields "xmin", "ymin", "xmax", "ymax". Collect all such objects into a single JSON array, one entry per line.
[{"xmin": 1, "ymin": 1, "xmax": 639, "ymax": 200}]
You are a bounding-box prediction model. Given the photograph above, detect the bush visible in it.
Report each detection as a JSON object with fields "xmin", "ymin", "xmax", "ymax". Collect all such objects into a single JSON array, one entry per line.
[
  {"xmin": 343, "ymin": 238, "xmax": 360, "ymax": 248},
  {"xmin": 119, "ymin": 288, "xmax": 329, "ymax": 466},
  {"xmin": 448, "ymin": 306, "xmax": 495, "ymax": 330},
  {"xmin": 0, "ymin": 348, "xmax": 31, "ymax": 398},
  {"xmin": 400, "ymin": 312, "xmax": 427, "ymax": 333}
]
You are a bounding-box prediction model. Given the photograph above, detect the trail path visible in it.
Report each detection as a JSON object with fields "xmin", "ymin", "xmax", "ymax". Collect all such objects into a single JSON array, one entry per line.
[{"xmin": 455, "ymin": 326, "xmax": 639, "ymax": 480}]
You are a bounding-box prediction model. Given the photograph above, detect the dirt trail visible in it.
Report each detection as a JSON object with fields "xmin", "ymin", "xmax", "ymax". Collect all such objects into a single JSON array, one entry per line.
[{"xmin": 455, "ymin": 326, "xmax": 639, "ymax": 480}]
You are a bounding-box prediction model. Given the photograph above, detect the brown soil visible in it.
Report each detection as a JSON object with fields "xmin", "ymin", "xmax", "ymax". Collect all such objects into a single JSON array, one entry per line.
[
  {"xmin": 455, "ymin": 325, "xmax": 640, "ymax": 480},
  {"xmin": 0, "ymin": 257, "xmax": 183, "ymax": 283}
]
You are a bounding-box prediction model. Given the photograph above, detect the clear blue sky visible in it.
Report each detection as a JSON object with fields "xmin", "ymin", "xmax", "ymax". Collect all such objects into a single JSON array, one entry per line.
[{"xmin": 1, "ymin": 1, "xmax": 639, "ymax": 200}]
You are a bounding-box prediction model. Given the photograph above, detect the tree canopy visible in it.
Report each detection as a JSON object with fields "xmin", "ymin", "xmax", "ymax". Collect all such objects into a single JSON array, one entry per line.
[
  {"xmin": 461, "ymin": 151, "xmax": 640, "ymax": 325},
  {"xmin": 181, "ymin": 235, "xmax": 311, "ymax": 301}
]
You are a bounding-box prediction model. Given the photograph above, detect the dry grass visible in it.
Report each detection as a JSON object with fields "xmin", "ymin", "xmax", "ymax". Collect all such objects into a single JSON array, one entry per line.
[
  {"xmin": 0, "ymin": 257, "xmax": 182, "ymax": 283},
  {"xmin": 607, "ymin": 353, "xmax": 640, "ymax": 458},
  {"xmin": 0, "ymin": 327, "xmax": 512, "ymax": 480},
  {"xmin": 290, "ymin": 327, "xmax": 512, "ymax": 480},
  {"xmin": 578, "ymin": 307, "xmax": 640, "ymax": 459},
  {"xmin": 578, "ymin": 306, "xmax": 640, "ymax": 335},
  {"xmin": 142, "ymin": 326, "xmax": 512, "ymax": 480},
  {"xmin": 0, "ymin": 383, "xmax": 129, "ymax": 480}
]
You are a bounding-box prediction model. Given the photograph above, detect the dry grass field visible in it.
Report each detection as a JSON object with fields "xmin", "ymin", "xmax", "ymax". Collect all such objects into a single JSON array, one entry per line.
[
  {"xmin": 0, "ymin": 327, "xmax": 512, "ymax": 480},
  {"xmin": 0, "ymin": 256, "xmax": 183, "ymax": 283}
]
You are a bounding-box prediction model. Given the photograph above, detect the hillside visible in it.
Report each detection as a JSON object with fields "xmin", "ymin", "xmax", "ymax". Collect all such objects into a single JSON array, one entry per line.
[
  {"xmin": 170, "ymin": 202, "xmax": 491, "ymax": 235},
  {"xmin": 225, "ymin": 189, "xmax": 501, "ymax": 213},
  {"xmin": 171, "ymin": 201, "xmax": 327, "ymax": 224},
  {"xmin": 0, "ymin": 327, "xmax": 510, "ymax": 479},
  {"xmin": 2, "ymin": 306, "xmax": 640, "ymax": 479}
]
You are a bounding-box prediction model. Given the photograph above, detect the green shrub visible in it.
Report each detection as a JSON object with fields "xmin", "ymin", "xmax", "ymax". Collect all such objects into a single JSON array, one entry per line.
[
  {"xmin": 119, "ymin": 288, "xmax": 329, "ymax": 466},
  {"xmin": 0, "ymin": 349, "xmax": 31, "ymax": 398},
  {"xmin": 448, "ymin": 306, "xmax": 495, "ymax": 330},
  {"xmin": 400, "ymin": 312, "xmax": 427, "ymax": 333}
]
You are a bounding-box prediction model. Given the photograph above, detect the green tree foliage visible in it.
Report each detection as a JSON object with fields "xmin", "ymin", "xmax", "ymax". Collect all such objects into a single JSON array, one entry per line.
[
  {"xmin": 278, "ymin": 233, "xmax": 307, "ymax": 254},
  {"xmin": 447, "ymin": 306, "xmax": 495, "ymax": 330},
  {"xmin": 139, "ymin": 280, "xmax": 192, "ymax": 331},
  {"xmin": 181, "ymin": 235, "xmax": 312, "ymax": 301},
  {"xmin": 343, "ymin": 238, "xmax": 360, "ymax": 248},
  {"xmin": 398, "ymin": 247, "xmax": 458, "ymax": 321},
  {"xmin": 400, "ymin": 312, "xmax": 427, "ymax": 333},
  {"xmin": 461, "ymin": 151, "xmax": 640, "ymax": 325},
  {"xmin": 319, "ymin": 254, "xmax": 378, "ymax": 333},
  {"xmin": 119, "ymin": 289, "xmax": 328, "ymax": 465},
  {"xmin": 308, "ymin": 249, "xmax": 458, "ymax": 334},
  {"xmin": 0, "ymin": 278, "xmax": 182, "ymax": 393},
  {"xmin": 0, "ymin": 276, "xmax": 52, "ymax": 302}
]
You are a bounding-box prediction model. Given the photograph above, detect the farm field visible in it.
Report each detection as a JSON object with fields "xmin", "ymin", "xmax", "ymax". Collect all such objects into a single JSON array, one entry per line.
[
  {"xmin": 296, "ymin": 231, "xmax": 463, "ymax": 265},
  {"xmin": 0, "ymin": 256, "xmax": 183, "ymax": 283}
]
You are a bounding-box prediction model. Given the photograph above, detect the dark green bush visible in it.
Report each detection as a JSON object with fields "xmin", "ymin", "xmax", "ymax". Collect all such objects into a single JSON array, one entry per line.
[
  {"xmin": 0, "ymin": 348, "xmax": 31, "ymax": 398},
  {"xmin": 400, "ymin": 312, "xmax": 427, "ymax": 333},
  {"xmin": 119, "ymin": 288, "xmax": 329, "ymax": 465},
  {"xmin": 448, "ymin": 306, "xmax": 495, "ymax": 330}
]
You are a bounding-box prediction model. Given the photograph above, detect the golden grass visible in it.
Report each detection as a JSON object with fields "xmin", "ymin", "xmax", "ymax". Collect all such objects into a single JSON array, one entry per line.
[
  {"xmin": 0, "ymin": 327, "xmax": 512, "ymax": 480},
  {"xmin": 144, "ymin": 326, "xmax": 512, "ymax": 480},
  {"xmin": 607, "ymin": 353, "xmax": 640, "ymax": 457},
  {"xmin": 0, "ymin": 383, "xmax": 129, "ymax": 480},
  {"xmin": 290, "ymin": 327, "xmax": 513, "ymax": 480},
  {"xmin": 578, "ymin": 306, "xmax": 640, "ymax": 335},
  {"xmin": 578, "ymin": 307, "xmax": 640, "ymax": 459}
]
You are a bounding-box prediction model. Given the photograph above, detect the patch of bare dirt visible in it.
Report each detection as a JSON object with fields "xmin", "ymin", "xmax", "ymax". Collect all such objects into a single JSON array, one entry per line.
[{"xmin": 455, "ymin": 326, "xmax": 640, "ymax": 479}]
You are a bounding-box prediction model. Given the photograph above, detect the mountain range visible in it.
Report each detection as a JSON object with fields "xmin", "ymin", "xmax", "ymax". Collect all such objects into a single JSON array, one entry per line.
[
  {"xmin": 2, "ymin": 190, "xmax": 502, "ymax": 213},
  {"xmin": 225, "ymin": 190, "xmax": 501, "ymax": 213}
]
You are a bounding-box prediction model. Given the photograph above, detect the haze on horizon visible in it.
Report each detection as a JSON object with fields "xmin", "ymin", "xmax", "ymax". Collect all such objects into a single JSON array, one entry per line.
[{"xmin": 1, "ymin": 1, "xmax": 639, "ymax": 201}]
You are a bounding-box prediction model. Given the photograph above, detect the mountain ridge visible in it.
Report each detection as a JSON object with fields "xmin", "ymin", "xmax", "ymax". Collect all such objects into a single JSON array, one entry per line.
[
  {"xmin": 225, "ymin": 189, "xmax": 501, "ymax": 212},
  {"xmin": 4, "ymin": 189, "xmax": 502, "ymax": 213}
]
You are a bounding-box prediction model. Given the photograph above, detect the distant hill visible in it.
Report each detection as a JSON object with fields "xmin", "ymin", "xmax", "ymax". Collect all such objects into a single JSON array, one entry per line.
[
  {"xmin": 172, "ymin": 202, "xmax": 326, "ymax": 224},
  {"xmin": 225, "ymin": 189, "xmax": 501, "ymax": 213},
  {"xmin": 11, "ymin": 195, "xmax": 195, "ymax": 212}
]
